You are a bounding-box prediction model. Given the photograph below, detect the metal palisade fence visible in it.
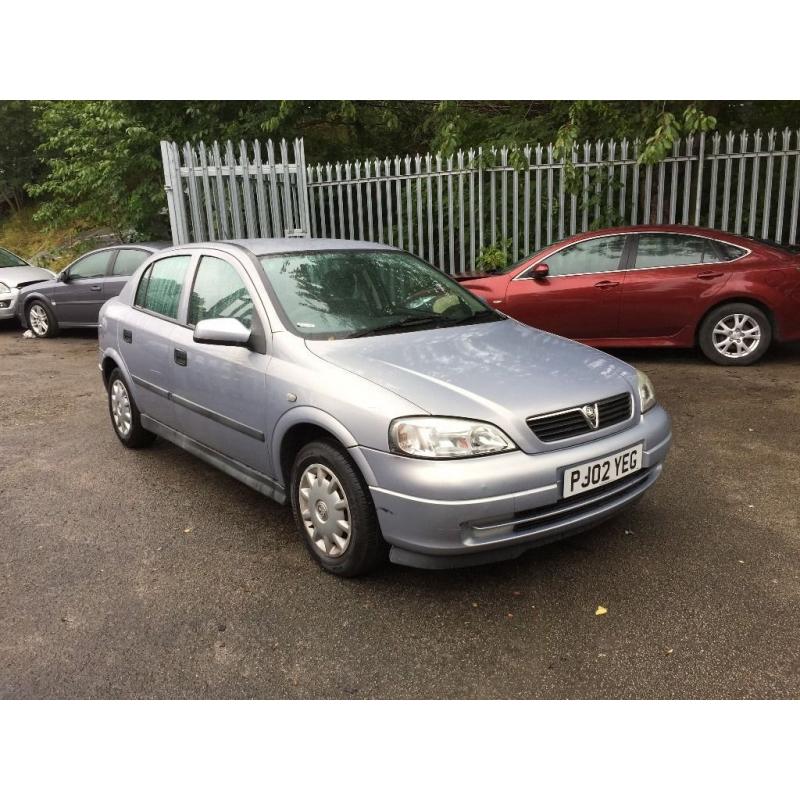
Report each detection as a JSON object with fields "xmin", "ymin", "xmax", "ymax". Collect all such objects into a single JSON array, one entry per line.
[
  {"xmin": 162, "ymin": 128, "xmax": 800, "ymax": 272},
  {"xmin": 160, "ymin": 138, "xmax": 310, "ymax": 245}
]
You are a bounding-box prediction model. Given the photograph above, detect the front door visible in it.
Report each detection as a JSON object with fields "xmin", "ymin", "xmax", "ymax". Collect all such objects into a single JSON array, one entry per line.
[
  {"xmin": 619, "ymin": 233, "xmax": 733, "ymax": 339},
  {"xmin": 56, "ymin": 250, "xmax": 113, "ymax": 324},
  {"xmin": 170, "ymin": 253, "xmax": 270, "ymax": 473},
  {"xmin": 503, "ymin": 234, "xmax": 629, "ymax": 341}
]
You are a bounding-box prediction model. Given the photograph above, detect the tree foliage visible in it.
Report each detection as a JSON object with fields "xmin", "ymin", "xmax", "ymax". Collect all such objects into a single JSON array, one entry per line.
[{"xmin": 15, "ymin": 100, "xmax": 800, "ymax": 238}]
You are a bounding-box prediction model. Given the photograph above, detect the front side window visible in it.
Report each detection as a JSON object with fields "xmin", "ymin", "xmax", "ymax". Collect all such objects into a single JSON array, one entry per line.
[
  {"xmin": 0, "ymin": 247, "xmax": 26, "ymax": 268},
  {"xmin": 135, "ymin": 255, "xmax": 191, "ymax": 319},
  {"xmin": 188, "ymin": 256, "xmax": 254, "ymax": 328},
  {"xmin": 259, "ymin": 250, "xmax": 498, "ymax": 339},
  {"xmin": 112, "ymin": 249, "xmax": 150, "ymax": 277},
  {"xmin": 538, "ymin": 236, "xmax": 626, "ymax": 277},
  {"xmin": 69, "ymin": 251, "xmax": 110, "ymax": 279},
  {"xmin": 634, "ymin": 234, "xmax": 716, "ymax": 269}
]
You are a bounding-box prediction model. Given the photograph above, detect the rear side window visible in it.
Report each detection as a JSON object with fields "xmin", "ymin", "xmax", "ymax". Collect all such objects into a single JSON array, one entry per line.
[
  {"xmin": 135, "ymin": 255, "xmax": 191, "ymax": 319},
  {"xmin": 634, "ymin": 234, "xmax": 717, "ymax": 269},
  {"xmin": 540, "ymin": 235, "xmax": 626, "ymax": 276},
  {"xmin": 715, "ymin": 241, "xmax": 747, "ymax": 261},
  {"xmin": 69, "ymin": 251, "xmax": 110, "ymax": 279},
  {"xmin": 112, "ymin": 249, "xmax": 149, "ymax": 277},
  {"xmin": 188, "ymin": 256, "xmax": 254, "ymax": 328}
]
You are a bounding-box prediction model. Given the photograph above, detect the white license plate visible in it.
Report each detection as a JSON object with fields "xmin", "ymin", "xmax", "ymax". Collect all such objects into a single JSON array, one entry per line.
[{"xmin": 562, "ymin": 443, "xmax": 644, "ymax": 499}]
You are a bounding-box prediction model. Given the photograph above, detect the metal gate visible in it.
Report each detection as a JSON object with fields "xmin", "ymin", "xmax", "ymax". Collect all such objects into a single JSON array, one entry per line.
[{"xmin": 160, "ymin": 137, "xmax": 310, "ymax": 245}]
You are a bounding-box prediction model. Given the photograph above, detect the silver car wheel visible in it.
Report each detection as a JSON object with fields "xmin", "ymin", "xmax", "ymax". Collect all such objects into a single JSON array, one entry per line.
[
  {"xmin": 28, "ymin": 304, "xmax": 49, "ymax": 336},
  {"xmin": 712, "ymin": 313, "xmax": 761, "ymax": 359},
  {"xmin": 110, "ymin": 379, "xmax": 132, "ymax": 437},
  {"xmin": 298, "ymin": 463, "xmax": 352, "ymax": 558}
]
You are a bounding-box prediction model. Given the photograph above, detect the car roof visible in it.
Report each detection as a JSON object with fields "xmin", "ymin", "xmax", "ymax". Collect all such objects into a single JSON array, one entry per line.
[
  {"xmin": 187, "ymin": 237, "xmax": 397, "ymax": 257},
  {"xmin": 553, "ymin": 224, "xmax": 758, "ymax": 248}
]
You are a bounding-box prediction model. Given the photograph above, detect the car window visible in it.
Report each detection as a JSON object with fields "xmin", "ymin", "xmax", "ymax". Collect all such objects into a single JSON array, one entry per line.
[
  {"xmin": 69, "ymin": 251, "xmax": 111, "ymax": 279},
  {"xmin": 0, "ymin": 247, "xmax": 27, "ymax": 268},
  {"xmin": 135, "ymin": 255, "xmax": 191, "ymax": 319},
  {"xmin": 188, "ymin": 256, "xmax": 254, "ymax": 328},
  {"xmin": 112, "ymin": 249, "xmax": 150, "ymax": 277},
  {"xmin": 715, "ymin": 241, "xmax": 748, "ymax": 261},
  {"xmin": 539, "ymin": 236, "xmax": 626, "ymax": 277},
  {"xmin": 634, "ymin": 234, "xmax": 717, "ymax": 269}
]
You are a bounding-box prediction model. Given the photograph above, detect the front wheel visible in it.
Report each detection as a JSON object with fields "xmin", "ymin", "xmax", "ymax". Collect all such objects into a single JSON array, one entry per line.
[
  {"xmin": 698, "ymin": 303, "xmax": 772, "ymax": 366},
  {"xmin": 27, "ymin": 301, "xmax": 58, "ymax": 338},
  {"xmin": 290, "ymin": 440, "xmax": 388, "ymax": 577}
]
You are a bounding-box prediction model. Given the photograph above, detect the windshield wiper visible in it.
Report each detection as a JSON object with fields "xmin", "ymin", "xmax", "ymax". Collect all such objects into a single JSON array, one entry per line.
[{"xmin": 348, "ymin": 314, "xmax": 443, "ymax": 338}]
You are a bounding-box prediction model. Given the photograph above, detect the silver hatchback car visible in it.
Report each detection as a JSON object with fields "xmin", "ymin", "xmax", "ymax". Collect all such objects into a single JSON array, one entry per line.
[{"xmin": 98, "ymin": 238, "xmax": 671, "ymax": 576}]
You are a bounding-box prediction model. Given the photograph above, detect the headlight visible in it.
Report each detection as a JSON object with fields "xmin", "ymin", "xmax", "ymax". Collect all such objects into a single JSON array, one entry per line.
[
  {"xmin": 636, "ymin": 369, "xmax": 657, "ymax": 413},
  {"xmin": 389, "ymin": 416, "xmax": 517, "ymax": 459},
  {"xmin": 0, "ymin": 282, "xmax": 10, "ymax": 294}
]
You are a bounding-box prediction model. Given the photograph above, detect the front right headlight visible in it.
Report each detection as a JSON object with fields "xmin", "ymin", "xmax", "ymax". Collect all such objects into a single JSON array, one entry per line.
[
  {"xmin": 389, "ymin": 416, "xmax": 517, "ymax": 459},
  {"xmin": 636, "ymin": 369, "xmax": 657, "ymax": 413}
]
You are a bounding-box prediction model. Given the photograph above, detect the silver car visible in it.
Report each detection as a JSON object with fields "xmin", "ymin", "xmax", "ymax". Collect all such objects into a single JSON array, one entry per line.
[
  {"xmin": 98, "ymin": 239, "xmax": 672, "ymax": 576},
  {"xmin": 0, "ymin": 247, "xmax": 56, "ymax": 322},
  {"xmin": 17, "ymin": 243, "xmax": 169, "ymax": 337}
]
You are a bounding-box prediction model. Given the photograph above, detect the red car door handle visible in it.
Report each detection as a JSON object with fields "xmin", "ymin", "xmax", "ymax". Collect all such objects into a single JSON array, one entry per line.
[
  {"xmin": 697, "ymin": 271, "xmax": 723, "ymax": 279},
  {"xmin": 594, "ymin": 280, "xmax": 620, "ymax": 289}
]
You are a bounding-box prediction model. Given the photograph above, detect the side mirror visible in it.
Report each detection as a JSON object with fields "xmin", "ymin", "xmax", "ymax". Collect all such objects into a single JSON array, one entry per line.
[
  {"xmin": 193, "ymin": 317, "xmax": 251, "ymax": 346},
  {"xmin": 532, "ymin": 263, "xmax": 550, "ymax": 279},
  {"xmin": 57, "ymin": 270, "xmax": 69, "ymax": 283}
]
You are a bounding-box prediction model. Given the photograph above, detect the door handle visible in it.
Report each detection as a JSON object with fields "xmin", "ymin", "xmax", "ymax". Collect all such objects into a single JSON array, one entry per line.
[
  {"xmin": 697, "ymin": 271, "xmax": 723, "ymax": 280},
  {"xmin": 594, "ymin": 280, "xmax": 620, "ymax": 289},
  {"xmin": 89, "ymin": 285, "xmax": 103, "ymax": 292},
  {"xmin": 174, "ymin": 348, "xmax": 187, "ymax": 367},
  {"xmin": 122, "ymin": 329, "xmax": 132, "ymax": 343}
]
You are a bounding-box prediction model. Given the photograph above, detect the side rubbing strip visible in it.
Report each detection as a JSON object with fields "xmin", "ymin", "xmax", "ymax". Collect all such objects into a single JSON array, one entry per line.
[{"xmin": 131, "ymin": 374, "xmax": 265, "ymax": 442}]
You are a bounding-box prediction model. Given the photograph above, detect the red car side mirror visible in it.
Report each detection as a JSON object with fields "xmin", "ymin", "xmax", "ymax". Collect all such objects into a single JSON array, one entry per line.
[{"xmin": 532, "ymin": 263, "xmax": 549, "ymax": 279}]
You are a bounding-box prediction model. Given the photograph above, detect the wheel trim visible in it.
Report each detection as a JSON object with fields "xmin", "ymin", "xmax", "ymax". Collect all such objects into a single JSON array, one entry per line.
[
  {"xmin": 110, "ymin": 379, "xmax": 132, "ymax": 437},
  {"xmin": 298, "ymin": 463, "xmax": 352, "ymax": 558},
  {"xmin": 712, "ymin": 313, "xmax": 761, "ymax": 359},
  {"xmin": 29, "ymin": 304, "xmax": 49, "ymax": 336}
]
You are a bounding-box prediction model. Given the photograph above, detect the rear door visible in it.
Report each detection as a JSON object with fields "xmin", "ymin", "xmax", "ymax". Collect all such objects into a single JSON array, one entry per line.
[
  {"xmin": 619, "ymin": 233, "xmax": 733, "ymax": 339},
  {"xmin": 503, "ymin": 234, "xmax": 629, "ymax": 340},
  {"xmin": 120, "ymin": 253, "xmax": 194, "ymax": 428},
  {"xmin": 56, "ymin": 250, "xmax": 113, "ymax": 324},
  {"xmin": 170, "ymin": 252, "xmax": 271, "ymax": 473},
  {"xmin": 104, "ymin": 248, "xmax": 153, "ymax": 301}
]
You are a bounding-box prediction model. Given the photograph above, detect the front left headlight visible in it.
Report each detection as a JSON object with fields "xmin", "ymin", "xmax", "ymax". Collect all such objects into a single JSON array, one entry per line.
[
  {"xmin": 389, "ymin": 416, "xmax": 517, "ymax": 459},
  {"xmin": 636, "ymin": 369, "xmax": 657, "ymax": 413}
]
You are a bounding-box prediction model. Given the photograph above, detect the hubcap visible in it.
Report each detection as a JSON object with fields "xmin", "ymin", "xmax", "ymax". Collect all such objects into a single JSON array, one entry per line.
[
  {"xmin": 298, "ymin": 463, "xmax": 352, "ymax": 558},
  {"xmin": 712, "ymin": 313, "xmax": 761, "ymax": 359},
  {"xmin": 110, "ymin": 379, "xmax": 132, "ymax": 436},
  {"xmin": 29, "ymin": 304, "xmax": 49, "ymax": 336}
]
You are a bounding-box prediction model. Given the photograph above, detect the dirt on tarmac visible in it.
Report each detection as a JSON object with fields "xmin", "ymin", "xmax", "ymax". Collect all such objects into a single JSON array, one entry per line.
[{"xmin": 0, "ymin": 321, "xmax": 798, "ymax": 698}]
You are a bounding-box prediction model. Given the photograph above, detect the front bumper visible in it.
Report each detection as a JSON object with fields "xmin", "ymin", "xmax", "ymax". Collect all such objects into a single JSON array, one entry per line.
[
  {"xmin": 0, "ymin": 289, "xmax": 19, "ymax": 320},
  {"xmin": 361, "ymin": 404, "xmax": 672, "ymax": 569}
]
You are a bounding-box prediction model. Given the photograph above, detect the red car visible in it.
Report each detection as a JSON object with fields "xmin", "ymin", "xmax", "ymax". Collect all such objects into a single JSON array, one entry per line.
[{"xmin": 457, "ymin": 225, "xmax": 800, "ymax": 366}]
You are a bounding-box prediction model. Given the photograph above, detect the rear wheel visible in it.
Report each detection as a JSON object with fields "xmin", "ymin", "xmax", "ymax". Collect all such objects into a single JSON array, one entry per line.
[
  {"xmin": 107, "ymin": 367, "xmax": 155, "ymax": 448},
  {"xmin": 27, "ymin": 301, "xmax": 58, "ymax": 338},
  {"xmin": 698, "ymin": 303, "xmax": 771, "ymax": 366},
  {"xmin": 290, "ymin": 440, "xmax": 388, "ymax": 577}
]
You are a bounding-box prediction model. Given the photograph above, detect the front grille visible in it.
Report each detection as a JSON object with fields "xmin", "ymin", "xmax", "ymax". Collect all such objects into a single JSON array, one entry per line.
[{"xmin": 527, "ymin": 392, "xmax": 632, "ymax": 442}]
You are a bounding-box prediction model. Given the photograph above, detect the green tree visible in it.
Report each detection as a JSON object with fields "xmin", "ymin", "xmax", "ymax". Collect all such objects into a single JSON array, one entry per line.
[{"xmin": 0, "ymin": 101, "xmax": 43, "ymax": 214}]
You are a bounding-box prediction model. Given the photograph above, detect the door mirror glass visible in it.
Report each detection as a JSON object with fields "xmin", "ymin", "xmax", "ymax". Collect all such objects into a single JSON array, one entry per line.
[
  {"xmin": 532, "ymin": 263, "xmax": 550, "ymax": 279},
  {"xmin": 193, "ymin": 317, "xmax": 251, "ymax": 346},
  {"xmin": 57, "ymin": 270, "xmax": 69, "ymax": 282}
]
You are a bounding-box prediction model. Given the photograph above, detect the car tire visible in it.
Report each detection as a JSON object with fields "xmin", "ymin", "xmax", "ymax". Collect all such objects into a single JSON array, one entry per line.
[
  {"xmin": 26, "ymin": 301, "xmax": 58, "ymax": 338},
  {"xmin": 107, "ymin": 367, "xmax": 155, "ymax": 449},
  {"xmin": 698, "ymin": 303, "xmax": 772, "ymax": 366},
  {"xmin": 290, "ymin": 439, "xmax": 388, "ymax": 577}
]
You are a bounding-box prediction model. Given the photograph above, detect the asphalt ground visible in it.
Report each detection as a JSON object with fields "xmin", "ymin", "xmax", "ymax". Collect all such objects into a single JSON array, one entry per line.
[{"xmin": 0, "ymin": 321, "xmax": 798, "ymax": 698}]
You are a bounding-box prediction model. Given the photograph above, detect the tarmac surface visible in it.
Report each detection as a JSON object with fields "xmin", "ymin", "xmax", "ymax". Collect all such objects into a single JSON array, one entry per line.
[{"xmin": 1, "ymin": 321, "xmax": 798, "ymax": 698}]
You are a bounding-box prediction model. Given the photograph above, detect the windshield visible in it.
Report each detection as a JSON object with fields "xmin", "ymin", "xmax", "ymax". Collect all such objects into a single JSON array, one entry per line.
[
  {"xmin": 0, "ymin": 247, "xmax": 27, "ymax": 268},
  {"xmin": 259, "ymin": 250, "xmax": 501, "ymax": 339}
]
